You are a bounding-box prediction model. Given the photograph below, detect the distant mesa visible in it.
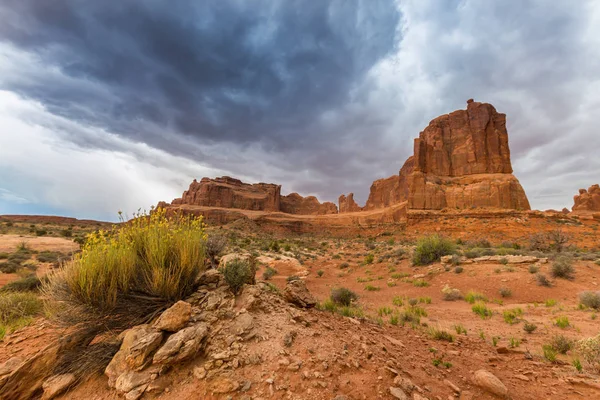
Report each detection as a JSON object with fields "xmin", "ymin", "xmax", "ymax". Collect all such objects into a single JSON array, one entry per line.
[
  {"xmin": 159, "ymin": 100, "xmax": 531, "ymax": 218},
  {"xmin": 339, "ymin": 100, "xmax": 530, "ymax": 212},
  {"xmin": 158, "ymin": 176, "xmax": 337, "ymax": 216},
  {"xmin": 572, "ymin": 184, "xmax": 600, "ymax": 213}
]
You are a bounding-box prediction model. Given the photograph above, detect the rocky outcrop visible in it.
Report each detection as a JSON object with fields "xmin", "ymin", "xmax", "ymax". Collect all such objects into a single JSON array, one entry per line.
[
  {"xmin": 172, "ymin": 177, "xmax": 281, "ymax": 211},
  {"xmin": 407, "ymin": 100, "xmax": 530, "ymax": 210},
  {"xmin": 280, "ymin": 193, "xmax": 337, "ymax": 215},
  {"xmin": 364, "ymin": 156, "xmax": 414, "ymax": 211},
  {"xmin": 573, "ymin": 184, "xmax": 600, "ymax": 213},
  {"xmin": 162, "ymin": 176, "xmax": 337, "ymax": 216},
  {"xmin": 338, "ymin": 193, "xmax": 362, "ymax": 213}
]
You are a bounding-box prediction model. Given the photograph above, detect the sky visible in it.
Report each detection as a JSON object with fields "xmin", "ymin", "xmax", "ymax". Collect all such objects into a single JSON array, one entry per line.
[{"xmin": 0, "ymin": 0, "xmax": 599, "ymax": 221}]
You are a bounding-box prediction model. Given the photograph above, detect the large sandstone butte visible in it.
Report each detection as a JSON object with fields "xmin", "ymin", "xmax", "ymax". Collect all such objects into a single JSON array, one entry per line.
[
  {"xmin": 339, "ymin": 100, "xmax": 530, "ymax": 212},
  {"xmin": 160, "ymin": 176, "xmax": 337, "ymax": 216},
  {"xmin": 572, "ymin": 184, "xmax": 600, "ymax": 213},
  {"xmin": 408, "ymin": 100, "xmax": 530, "ymax": 210}
]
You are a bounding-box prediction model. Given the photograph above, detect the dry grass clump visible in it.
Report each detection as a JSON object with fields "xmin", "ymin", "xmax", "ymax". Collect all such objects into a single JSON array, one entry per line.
[
  {"xmin": 550, "ymin": 256, "xmax": 575, "ymax": 280},
  {"xmin": 441, "ymin": 284, "xmax": 462, "ymax": 301},
  {"xmin": 576, "ymin": 335, "xmax": 600, "ymax": 372},
  {"xmin": 0, "ymin": 292, "xmax": 42, "ymax": 340},
  {"xmin": 44, "ymin": 209, "xmax": 207, "ymax": 323},
  {"xmin": 579, "ymin": 291, "xmax": 600, "ymax": 309}
]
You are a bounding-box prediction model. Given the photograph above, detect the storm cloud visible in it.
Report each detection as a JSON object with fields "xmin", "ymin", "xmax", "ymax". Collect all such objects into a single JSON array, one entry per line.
[{"xmin": 0, "ymin": 0, "xmax": 599, "ymax": 220}]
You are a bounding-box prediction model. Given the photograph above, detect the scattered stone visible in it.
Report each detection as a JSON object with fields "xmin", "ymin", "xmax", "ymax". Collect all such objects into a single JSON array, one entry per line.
[
  {"xmin": 153, "ymin": 323, "xmax": 209, "ymax": 365},
  {"xmin": 389, "ymin": 386, "xmax": 409, "ymax": 400},
  {"xmin": 153, "ymin": 301, "xmax": 192, "ymax": 332},
  {"xmin": 41, "ymin": 373, "xmax": 76, "ymax": 400},
  {"xmin": 283, "ymin": 279, "xmax": 317, "ymax": 308},
  {"xmin": 472, "ymin": 370, "xmax": 508, "ymax": 398},
  {"xmin": 210, "ymin": 377, "xmax": 240, "ymax": 394},
  {"xmin": 444, "ymin": 379, "xmax": 461, "ymax": 394},
  {"xmin": 193, "ymin": 367, "xmax": 207, "ymax": 380},
  {"xmin": 115, "ymin": 371, "xmax": 153, "ymax": 394}
]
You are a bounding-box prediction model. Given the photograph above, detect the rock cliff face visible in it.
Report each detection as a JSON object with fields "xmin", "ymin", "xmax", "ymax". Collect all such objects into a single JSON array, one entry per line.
[
  {"xmin": 164, "ymin": 176, "xmax": 337, "ymax": 215},
  {"xmin": 338, "ymin": 193, "xmax": 362, "ymax": 213},
  {"xmin": 280, "ymin": 193, "xmax": 337, "ymax": 215},
  {"xmin": 364, "ymin": 156, "xmax": 414, "ymax": 210},
  {"xmin": 408, "ymin": 100, "xmax": 530, "ymax": 210},
  {"xmin": 573, "ymin": 184, "xmax": 600, "ymax": 213}
]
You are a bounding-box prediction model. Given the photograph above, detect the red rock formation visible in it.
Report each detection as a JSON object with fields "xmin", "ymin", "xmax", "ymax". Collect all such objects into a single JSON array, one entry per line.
[
  {"xmin": 407, "ymin": 100, "xmax": 530, "ymax": 210},
  {"xmin": 280, "ymin": 193, "xmax": 337, "ymax": 215},
  {"xmin": 163, "ymin": 176, "xmax": 337, "ymax": 215},
  {"xmin": 364, "ymin": 156, "xmax": 414, "ymax": 210},
  {"xmin": 172, "ymin": 177, "xmax": 281, "ymax": 211},
  {"xmin": 338, "ymin": 193, "xmax": 362, "ymax": 213},
  {"xmin": 573, "ymin": 184, "xmax": 600, "ymax": 213}
]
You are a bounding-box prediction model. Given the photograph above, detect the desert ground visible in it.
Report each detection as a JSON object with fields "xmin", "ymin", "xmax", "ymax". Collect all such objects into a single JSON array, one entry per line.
[{"xmin": 1, "ymin": 212, "xmax": 599, "ymax": 400}]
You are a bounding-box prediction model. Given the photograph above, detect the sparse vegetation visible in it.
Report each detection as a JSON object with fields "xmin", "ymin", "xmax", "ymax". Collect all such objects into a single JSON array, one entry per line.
[
  {"xmin": 441, "ymin": 285, "xmax": 462, "ymax": 301},
  {"xmin": 536, "ymin": 273, "xmax": 551, "ymax": 287},
  {"xmin": 502, "ymin": 308, "xmax": 523, "ymax": 325},
  {"xmin": 454, "ymin": 266, "xmax": 463, "ymax": 274},
  {"xmin": 0, "ymin": 292, "xmax": 43, "ymax": 340},
  {"xmin": 364, "ymin": 284, "xmax": 380, "ymax": 291},
  {"xmin": 551, "ymin": 256, "xmax": 574, "ymax": 280},
  {"xmin": 412, "ymin": 234, "xmax": 456, "ymax": 266},
  {"xmin": 331, "ymin": 287, "xmax": 358, "ymax": 306},
  {"xmin": 222, "ymin": 258, "xmax": 254, "ymax": 295},
  {"xmin": 465, "ymin": 290, "xmax": 487, "ymax": 304},
  {"xmin": 550, "ymin": 335, "xmax": 573, "ymax": 354},
  {"xmin": 499, "ymin": 287, "xmax": 512, "ymax": 298},
  {"xmin": 579, "ymin": 291, "xmax": 600, "ymax": 309},
  {"xmin": 555, "ymin": 316, "xmax": 570, "ymax": 329},
  {"xmin": 528, "ymin": 264, "xmax": 540, "ymax": 274},
  {"xmin": 523, "ymin": 322, "xmax": 538, "ymax": 333},
  {"xmin": 262, "ymin": 266, "xmax": 277, "ymax": 280},
  {"xmin": 428, "ymin": 327, "xmax": 454, "ymax": 342},
  {"xmin": 472, "ymin": 302, "xmax": 493, "ymax": 319},
  {"xmin": 542, "ymin": 344, "xmax": 558, "ymax": 362},
  {"xmin": 206, "ymin": 234, "xmax": 227, "ymax": 268}
]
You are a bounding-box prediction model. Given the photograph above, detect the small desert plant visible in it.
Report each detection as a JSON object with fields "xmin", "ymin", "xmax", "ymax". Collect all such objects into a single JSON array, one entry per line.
[
  {"xmin": 429, "ymin": 327, "xmax": 454, "ymax": 342},
  {"xmin": 551, "ymin": 257, "xmax": 574, "ymax": 280},
  {"xmin": 441, "ymin": 285, "xmax": 462, "ymax": 301},
  {"xmin": 0, "ymin": 292, "xmax": 42, "ymax": 340},
  {"xmin": 499, "ymin": 287, "xmax": 512, "ymax": 298},
  {"xmin": 579, "ymin": 291, "xmax": 600, "ymax": 309},
  {"xmin": 472, "ymin": 302, "xmax": 493, "ymax": 319},
  {"xmin": 222, "ymin": 258, "xmax": 254, "ymax": 295},
  {"xmin": 37, "ymin": 251, "xmax": 63, "ymax": 264},
  {"xmin": 555, "ymin": 316, "xmax": 570, "ymax": 329},
  {"xmin": 0, "ymin": 276, "xmax": 42, "ymax": 293},
  {"xmin": 550, "ymin": 335, "xmax": 573, "ymax": 354},
  {"xmin": 576, "ymin": 335, "xmax": 600, "ymax": 372},
  {"xmin": 339, "ymin": 262, "xmax": 349, "ymax": 269},
  {"xmin": 262, "ymin": 266, "xmax": 277, "ymax": 280},
  {"xmin": 454, "ymin": 324, "xmax": 467, "ymax": 335},
  {"xmin": 523, "ymin": 322, "xmax": 538, "ymax": 333},
  {"xmin": 392, "ymin": 296, "xmax": 404, "ymax": 307},
  {"xmin": 331, "ymin": 287, "xmax": 358, "ymax": 306},
  {"xmin": 450, "ymin": 254, "xmax": 461, "ymax": 266},
  {"xmin": 573, "ymin": 358, "xmax": 583, "ymax": 372},
  {"xmin": 509, "ymin": 337, "xmax": 521, "ymax": 348},
  {"xmin": 390, "ymin": 314, "xmax": 399, "ymax": 325},
  {"xmin": 454, "ymin": 266, "xmax": 463, "ymax": 274},
  {"xmin": 412, "ymin": 235, "xmax": 456, "ymax": 266},
  {"xmin": 378, "ymin": 306, "xmax": 393, "ymax": 316},
  {"xmin": 364, "ymin": 254, "xmax": 374, "ymax": 265},
  {"xmin": 528, "ymin": 264, "xmax": 540, "ymax": 274},
  {"xmin": 502, "ymin": 308, "xmax": 523, "ymax": 325},
  {"xmin": 408, "ymin": 298, "xmax": 418, "ymax": 306},
  {"xmin": 542, "ymin": 344, "xmax": 558, "ymax": 362},
  {"xmin": 499, "ymin": 257, "xmax": 508, "ymax": 265},
  {"xmin": 412, "ymin": 279, "xmax": 429, "ymax": 287},
  {"xmin": 286, "ymin": 275, "xmax": 301, "ymax": 282},
  {"xmin": 545, "ymin": 299, "xmax": 557, "ymax": 307},
  {"xmin": 364, "ymin": 284, "xmax": 380, "ymax": 291},
  {"xmin": 536, "ymin": 273, "xmax": 551, "ymax": 287},
  {"xmin": 465, "ymin": 290, "xmax": 487, "ymax": 304},
  {"xmin": 206, "ymin": 234, "xmax": 227, "ymax": 268},
  {"xmin": 419, "ymin": 296, "xmax": 432, "ymax": 304}
]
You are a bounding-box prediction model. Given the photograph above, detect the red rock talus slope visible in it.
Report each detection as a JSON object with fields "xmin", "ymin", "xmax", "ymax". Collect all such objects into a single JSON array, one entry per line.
[
  {"xmin": 161, "ymin": 176, "xmax": 337, "ymax": 215},
  {"xmin": 573, "ymin": 184, "xmax": 600, "ymax": 213},
  {"xmin": 407, "ymin": 100, "xmax": 530, "ymax": 210}
]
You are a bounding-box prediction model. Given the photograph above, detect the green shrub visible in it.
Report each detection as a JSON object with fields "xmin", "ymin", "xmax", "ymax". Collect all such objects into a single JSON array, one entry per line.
[
  {"xmin": 579, "ymin": 291, "xmax": 600, "ymax": 309},
  {"xmin": 287, "ymin": 275, "xmax": 301, "ymax": 282},
  {"xmin": 441, "ymin": 285, "xmax": 462, "ymax": 301},
  {"xmin": 364, "ymin": 254, "xmax": 374, "ymax": 265},
  {"xmin": 464, "ymin": 248, "xmax": 482, "ymax": 259},
  {"xmin": 364, "ymin": 285, "xmax": 380, "ymax": 291},
  {"xmin": 413, "ymin": 279, "xmax": 429, "ymax": 287},
  {"xmin": 429, "ymin": 327, "xmax": 454, "ymax": 342},
  {"xmin": 536, "ymin": 273, "xmax": 551, "ymax": 287},
  {"xmin": 499, "ymin": 287, "xmax": 512, "ymax": 298},
  {"xmin": 523, "ymin": 322, "xmax": 537, "ymax": 333},
  {"xmin": 472, "ymin": 302, "xmax": 493, "ymax": 319},
  {"xmin": 0, "ymin": 253, "xmax": 8, "ymax": 260},
  {"xmin": 573, "ymin": 358, "xmax": 583, "ymax": 372},
  {"xmin": 465, "ymin": 290, "xmax": 487, "ymax": 304},
  {"xmin": 454, "ymin": 324, "xmax": 467, "ymax": 335},
  {"xmin": 502, "ymin": 308, "xmax": 523, "ymax": 325},
  {"xmin": 331, "ymin": 287, "xmax": 358, "ymax": 306},
  {"xmin": 408, "ymin": 298, "xmax": 418, "ymax": 306},
  {"xmin": 317, "ymin": 269, "xmax": 324, "ymax": 277},
  {"xmin": 0, "ymin": 292, "xmax": 42, "ymax": 339},
  {"xmin": 37, "ymin": 251, "xmax": 63, "ymax": 264},
  {"xmin": 454, "ymin": 266, "xmax": 463, "ymax": 274},
  {"xmin": 339, "ymin": 262, "xmax": 350, "ymax": 269},
  {"xmin": 550, "ymin": 335, "xmax": 573, "ymax": 354},
  {"xmin": 392, "ymin": 296, "xmax": 404, "ymax": 307},
  {"xmin": 551, "ymin": 257, "xmax": 574, "ymax": 280},
  {"xmin": 223, "ymin": 258, "xmax": 254, "ymax": 295},
  {"xmin": 555, "ymin": 316, "xmax": 570, "ymax": 329},
  {"xmin": 529, "ymin": 264, "xmax": 540, "ymax": 274},
  {"xmin": 0, "ymin": 276, "xmax": 42, "ymax": 293},
  {"xmin": 262, "ymin": 266, "xmax": 277, "ymax": 280},
  {"xmin": 542, "ymin": 344, "xmax": 558, "ymax": 362},
  {"xmin": 0, "ymin": 261, "xmax": 20, "ymax": 274},
  {"xmin": 545, "ymin": 299, "xmax": 557, "ymax": 307},
  {"xmin": 412, "ymin": 235, "xmax": 456, "ymax": 266}
]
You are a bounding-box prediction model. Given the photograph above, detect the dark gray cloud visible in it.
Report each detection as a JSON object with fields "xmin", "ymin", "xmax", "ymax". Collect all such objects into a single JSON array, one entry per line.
[{"xmin": 0, "ymin": 0, "xmax": 599, "ymax": 216}]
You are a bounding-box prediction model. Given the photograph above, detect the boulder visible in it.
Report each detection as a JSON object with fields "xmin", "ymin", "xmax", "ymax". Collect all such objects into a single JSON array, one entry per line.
[
  {"xmin": 41, "ymin": 374, "xmax": 76, "ymax": 400},
  {"xmin": 153, "ymin": 323, "xmax": 209, "ymax": 365},
  {"xmin": 472, "ymin": 369, "xmax": 508, "ymax": 398},
  {"xmin": 573, "ymin": 184, "xmax": 600, "ymax": 213},
  {"xmin": 153, "ymin": 301, "xmax": 191, "ymax": 332},
  {"xmin": 106, "ymin": 325, "xmax": 163, "ymax": 387},
  {"xmin": 283, "ymin": 279, "xmax": 317, "ymax": 308}
]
